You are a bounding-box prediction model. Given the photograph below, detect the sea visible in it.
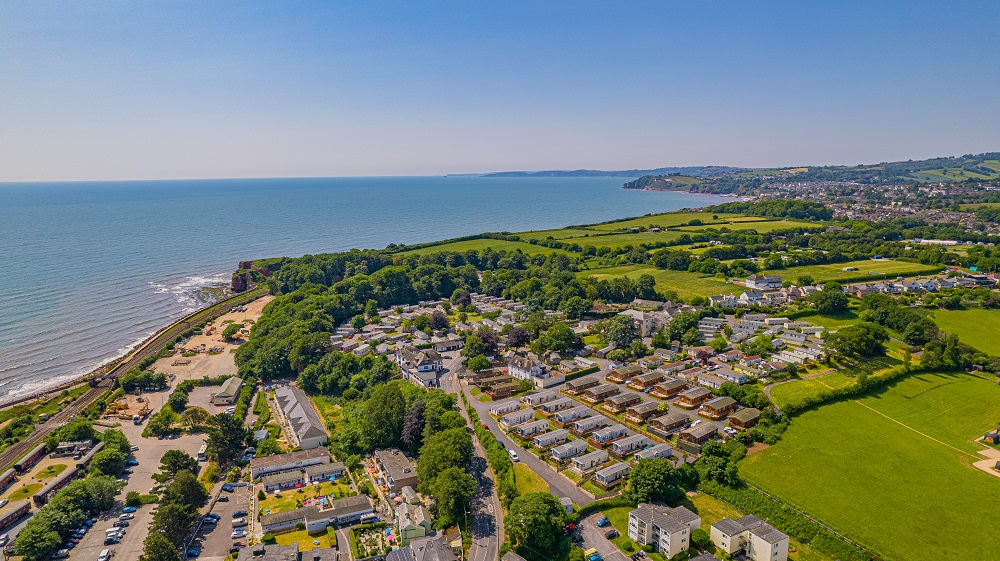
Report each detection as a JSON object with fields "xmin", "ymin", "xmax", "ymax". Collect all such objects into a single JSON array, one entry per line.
[{"xmin": 0, "ymin": 176, "xmax": 726, "ymax": 402}]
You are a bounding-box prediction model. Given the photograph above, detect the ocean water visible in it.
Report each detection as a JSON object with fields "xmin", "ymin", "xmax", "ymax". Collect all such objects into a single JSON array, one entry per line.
[{"xmin": 0, "ymin": 176, "xmax": 725, "ymax": 401}]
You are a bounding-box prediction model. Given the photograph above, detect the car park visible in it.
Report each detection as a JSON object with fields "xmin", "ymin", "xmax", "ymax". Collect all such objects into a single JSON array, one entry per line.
[{"xmin": 217, "ymin": 495, "xmax": 229, "ymax": 502}]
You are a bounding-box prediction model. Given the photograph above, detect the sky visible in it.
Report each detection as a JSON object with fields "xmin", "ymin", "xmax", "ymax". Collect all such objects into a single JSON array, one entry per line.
[{"xmin": 1, "ymin": 1, "xmax": 999, "ymax": 181}]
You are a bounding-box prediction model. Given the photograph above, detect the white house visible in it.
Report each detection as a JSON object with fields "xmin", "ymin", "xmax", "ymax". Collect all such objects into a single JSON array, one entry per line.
[
  {"xmin": 710, "ymin": 515, "xmax": 789, "ymax": 561},
  {"xmin": 508, "ymin": 355, "xmax": 544, "ymax": 380},
  {"xmin": 628, "ymin": 504, "xmax": 702, "ymax": 558},
  {"xmin": 739, "ymin": 290, "xmax": 766, "ymax": 305}
]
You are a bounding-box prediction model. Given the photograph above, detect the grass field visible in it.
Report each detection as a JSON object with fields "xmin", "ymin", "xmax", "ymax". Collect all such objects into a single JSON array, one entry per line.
[
  {"xmin": 959, "ymin": 202, "xmax": 1000, "ymax": 211},
  {"xmin": 259, "ymin": 481, "xmax": 355, "ymax": 515},
  {"xmin": 579, "ymin": 265, "xmax": 738, "ymax": 299},
  {"xmin": 766, "ymin": 259, "xmax": 943, "ymax": 284},
  {"xmin": 929, "ymin": 308, "xmax": 1000, "ymax": 355},
  {"xmin": 584, "ymin": 212, "xmax": 747, "ymax": 231},
  {"xmin": 36, "ymin": 463, "xmax": 68, "ymax": 479},
  {"xmin": 785, "ymin": 310, "xmax": 859, "ymax": 330},
  {"xmin": 274, "ymin": 528, "xmax": 334, "ymax": 551},
  {"xmin": 676, "ymin": 219, "xmax": 819, "ymax": 233},
  {"xmin": 6, "ymin": 483, "xmax": 41, "ymax": 501},
  {"xmin": 741, "ymin": 371, "xmax": 1000, "ymax": 561},
  {"xmin": 558, "ymin": 231, "xmax": 687, "ymax": 249},
  {"xmin": 769, "ymin": 356, "xmax": 902, "ymax": 410},
  {"xmin": 401, "ymin": 239, "xmax": 568, "ymax": 256},
  {"xmin": 513, "ymin": 462, "xmax": 550, "ymax": 495}
]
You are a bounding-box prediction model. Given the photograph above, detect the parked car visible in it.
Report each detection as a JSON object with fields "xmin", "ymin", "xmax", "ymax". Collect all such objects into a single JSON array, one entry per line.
[
  {"xmin": 103, "ymin": 537, "xmax": 120, "ymax": 546},
  {"xmin": 52, "ymin": 550, "xmax": 70, "ymax": 559},
  {"xmin": 205, "ymin": 513, "xmax": 221, "ymax": 520},
  {"xmin": 119, "ymin": 513, "xmax": 134, "ymax": 520},
  {"xmin": 122, "ymin": 468, "xmax": 133, "ymax": 474},
  {"xmin": 113, "ymin": 521, "xmax": 129, "ymax": 527},
  {"xmin": 130, "ymin": 445, "xmax": 139, "ymax": 451},
  {"xmin": 0, "ymin": 534, "xmax": 9, "ymax": 546},
  {"xmin": 604, "ymin": 529, "xmax": 619, "ymax": 539},
  {"xmin": 233, "ymin": 510, "xmax": 248, "ymax": 518},
  {"xmin": 221, "ymin": 484, "xmax": 234, "ymax": 492},
  {"xmin": 122, "ymin": 506, "xmax": 137, "ymax": 513},
  {"xmin": 126, "ymin": 459, "xmax": 139, "ymax": 466},
  {"xmin": 596, "ymin": 517, "xmax": 610, "ymax": 527},
  {"xmin": 231, "ymin": 529, "xmax": 248, "ymax": 539},
  {"xmin": 562, "ymin": 523, "xmax": 576, "ymax": 535},
  {"xmin": 232, "ymin": 518, "xmax": 247, "ymax": 527},
  {"xmin": 508, "ymin": 450, "xmax": 519, "ymax": 462},
  {"xmin": 203, "ymin": 517, "xmax": 218, "ymax": 524},
  {"xmin": 217, "ymin": 495, "xmax": 229, "ymax": 502},
  {"xmin": 223, "ymin": 407, "xmax": 236, "ymax": 415},
  {"xmin": 186, "ymin": 548, "xmax": 201, "ymax": 558}
]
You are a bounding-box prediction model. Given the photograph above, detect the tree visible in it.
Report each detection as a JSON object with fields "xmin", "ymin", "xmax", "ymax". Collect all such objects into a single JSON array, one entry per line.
[
  {"xmin": 430, "ymin": 310, "xmax": 450, "ymax": 330},
  {"xmin": 606, "ymin": 315, "xmax": 637, "ymax": 348},
  {"xmin": 222, "ymin": 323, "xmax": 243, "ymax": 341},
  {"xmin": 90, "ymin": 447, "xmax": 127, "ymax": 476},
  {"xmin": 163, "ymin": 470, "xmax": 209, "ymax": 509},
  {"xmin": 709, "ymin": 335, "xmax": 729, "ymax": 353},
  {"xmin": 351, "ymin": 314, "xmax": 366, "ymax": 330},
  {"xmin": 256, "ymin": 437, "xmax": 282, "ymax": 457},
  {"xmin": 101, "ymin": 428, "xmax": 132, "ymax": 455},
  {"xmin": 629, "ymin": 339, "xmax": 649, "ymax": 358},
  {"xmin": 402, "ymin": 401, "xmax": 426, "ymax": 451},
  {"xmin": 538, "ymin": 322, "xmax": 576, "ymax": 353},
  {"xmin": 691, "ymin": 529, "xmax": 712, "ymax": 550},
  {"xmin": 560, "ymin": 296, "xmax": 590, "ymax": 320},
  {"xmin": 126, "ymin": 491, "xmax": 142, "ymax": 506},
  {"xmin": 417, "ymin": 428, "xmax": 472, "ymax": 493},
  {"xmin": 809, "ymin": 282, "xmax": 848, "ymax": 314},
  {"xmin": 451, "ymin": 288, "xmax": 472, "ymax": 306},
  {"xmin": 506, "ymin": 326, "xmax": 531, "ymax": 348},
  {"xmin": 167, "ymin": 391, "xmax": 189, "ymax": 413},
  {"xmin": 181, "ymin": 406, "xmax": 211, "ymax": 427},
  {"xmin": 12, "ymin": 523, "xmax": 61, "ymax": 561},
  {"xmin": 206, "ymin": 412, "xmax": 247, "ymax": 464},
  {"xmin": 467, "ymin": 355, "xmax": 491, "ymax": 372},
  {"xmin": 139, "ymin": 533, "xmax": 181, "ymax": 561},
  {"xmin": 463, "ymin": 335, "xmax": 485, "ymax": 358},
  {"xmin": 504, "ymin": 492, "xmax": 568, "ymax": 551},
  {"xmin": 365, "ymin": 299, "xmax": 380, "ymax": 322},
  {"xmin": 361, "ymin": 383, "xmax": 407, "ymax": 451},
  {"xmin": 827, "ymin": 323, "xmax": 888, "ymax": 358},
  {"xmin": 651, "ymin": 329, "xmax": 671, "ymax": 349},
  {"xmin": 626, "ymin": 458, "xmax": 684, "ymax": 505},
  {"xmin": 796, "ymin": 274, "xmax": 814, "ymax": 286},
  {"xmin": 430, "ymin": 466, "xmax": 477, "ymax": 528},
  {"xmin": 151, "ymin": 501, "xmax": 197, "ymax": 545},
  {"xmin": 666, "ymin": 312, "xmax": 701, "ymax": 342},
  {"xmin": 156, "ymin": 450, "xmax": 199, "ymax": 482}
]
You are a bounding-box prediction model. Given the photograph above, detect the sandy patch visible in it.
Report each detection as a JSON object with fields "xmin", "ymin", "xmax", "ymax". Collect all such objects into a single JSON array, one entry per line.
[{"xmin": 746, "ymin": 442, "xmax": 771, "ymax": 455}]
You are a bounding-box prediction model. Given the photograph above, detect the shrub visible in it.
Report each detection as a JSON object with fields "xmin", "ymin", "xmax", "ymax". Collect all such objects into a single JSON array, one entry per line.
[
  {"xmin": 296, "ymin": 521, "xmax": 305, "ymax": 531},
  {"xmin": 125, "ymin": 491, "xmax": 142, "ymax": 506},
  {"xmin": 262, "ymin": 533, "xmax": 276, "ymax": 544}
]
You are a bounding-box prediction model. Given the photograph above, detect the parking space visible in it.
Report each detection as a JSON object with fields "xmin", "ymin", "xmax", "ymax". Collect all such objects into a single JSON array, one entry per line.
[
  {"xmin": 579, "ymin": 512, "xmax": 628, "ymax": 561},
  {"xmin": 187, "ymin": 484, "xmax": 253, "ymax": 560}
]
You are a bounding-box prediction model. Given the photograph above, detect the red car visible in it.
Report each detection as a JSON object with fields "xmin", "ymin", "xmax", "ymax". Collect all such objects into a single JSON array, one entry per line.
[
  {"xmin": 562, "ymin": 523, "xmax": 576, "ymax": 535},
  {"xmin": 481, "ymin": 423, "xmax": 488, "ymax": 430}
]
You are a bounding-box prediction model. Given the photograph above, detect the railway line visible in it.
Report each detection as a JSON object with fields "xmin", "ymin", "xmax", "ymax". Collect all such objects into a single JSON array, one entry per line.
[{"xmin": 0, "ymin": 286, "xmax": 266, "ymax": 471}]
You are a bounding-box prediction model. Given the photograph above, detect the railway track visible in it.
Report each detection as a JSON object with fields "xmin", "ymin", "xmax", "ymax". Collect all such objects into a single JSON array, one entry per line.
[{"xmin": 0, "ymin": 287, "xmax": 266, "ymax": 470}]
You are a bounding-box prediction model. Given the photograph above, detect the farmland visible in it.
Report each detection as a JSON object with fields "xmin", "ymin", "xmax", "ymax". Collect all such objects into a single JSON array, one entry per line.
[
  {"xmin": 768, "ymin": 356, "xmax": 901, "ymax": 411},
  {"xmin": 741, "ymin": 371, "xmax": 1000, "ymax": 561},
  {"xmin": 675, "ymin": 219, "xmax": 819, "ymax": 233},
  {"xmin": 558, "ymin": 230, "xmax": 687, "ymax": 249},
  {"xmin": 400, "ymin": 239, "xmax": 568, "ymax": 256},
  {"xmin": 929, "ymin": 308, "xmax": 1000, "ymax": 355},
  {"xmin": 765, "ymin": 259, "xmax": 944, "ymax": 284},
  {"xmin": 578, "ymin": 265, "xmax": 739, "ymax": 299}
]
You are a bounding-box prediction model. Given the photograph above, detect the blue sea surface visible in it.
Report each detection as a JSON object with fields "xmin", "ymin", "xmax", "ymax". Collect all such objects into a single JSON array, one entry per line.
[{"xmin": 0, "ymin": 176, "xmax": 725, "ymax": 399}]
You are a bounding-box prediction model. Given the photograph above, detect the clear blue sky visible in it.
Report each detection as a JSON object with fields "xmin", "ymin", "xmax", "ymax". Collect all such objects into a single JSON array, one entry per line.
[{"xmin": 2, "ymin": 1, "xmax": 998, "ymax": 181}]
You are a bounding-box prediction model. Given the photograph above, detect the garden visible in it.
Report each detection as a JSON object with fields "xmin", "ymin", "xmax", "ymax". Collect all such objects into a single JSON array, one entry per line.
[
  {"xmin": 349, "ymin": 522, "xmax": 393, "ymax": 558},
  {"xmin": 259, "ymin": 480, "xmax": 356, "ymax": 515}
]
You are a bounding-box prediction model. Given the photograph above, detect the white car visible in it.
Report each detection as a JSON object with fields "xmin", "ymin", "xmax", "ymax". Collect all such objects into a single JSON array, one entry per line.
[
  {"xmin": 232, "ymin": 517, "xmax": 247, "ymax": 527},
  {"xmin": 231, "ymin": 529, "xmax": 248, "ymax": 539},
  {"xmin": 508, "ymin": 450, "xmax": 519, "ymax": 462},
  {"xmin": 223, "ymin": 407, "xmax": 236, "ymax": 415},
  {"xmin": 0, "ymin": 499, "xmax": 8, "ymax": 509},
  {"xmin": 131, "ymin": 445, "xmax": 139, "ymax": 451},
  {"xmin": 0, "ymin": 533, "xmax": 9, "ymax": 546},
  {"xmin": 119, "ymin": 513, "xmax": 134, "ymax": 520}
]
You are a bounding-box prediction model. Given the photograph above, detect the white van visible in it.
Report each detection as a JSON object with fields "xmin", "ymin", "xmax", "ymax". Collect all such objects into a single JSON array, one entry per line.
[{"xmin": 98, "ymin": 549, "xmax": 112, "ymax": 561}]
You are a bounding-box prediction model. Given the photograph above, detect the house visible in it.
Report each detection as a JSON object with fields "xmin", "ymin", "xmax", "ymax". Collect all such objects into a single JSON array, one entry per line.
[
  {"xmin": 533, "ymin": 429, "xmax": 569, "ymax": 449},
  {"xmin": 745, "ymin": 275, "xmax": 782, "ymax": 290},
  {"xmin": 650, "ymin": 379, "xmax": 688, "ymax": 399},
  {"xmin": 715, "ymin": 367, "xmax": 749, "ymax": 385},
  {"xmin": 680, "ymin": 424, "xmax": 718, "ymax": 444},
  {"xmin": 564, "ymin": 376, "xmax": 601, "ymax": 395},
  {"xmin": 611, "ymin": 434, "xmax": 648, "ymax": 457},
  {"xmin": 627, "ymin": 371, "xmax": 667, "ymax": 391},
  {"xmin": 551, "ymin": 439, "xmax": 589, "ymax": 461},
  {"xmin": 514, "ymin": 420, "xmax": 550, "ymax": 438},
  {"xmin": 580, "ymin": 384, "xmax": 620, "ymax": 405},
  {"xmin": 637, "ymin": 355, "xmax": 665, "ymax": 369},
  {"xmin": 708, "ymin": 294, "xmax": 737, "ymax": 307},
  {"xmin": 633, "ymin": 443, "xmax": 673, "ymax": 462},
  {"xmin": 397, "ymin": 501, "xmax": 434, "ymax": 546},
  {"xmin": 590, "ymin": 423, "xmax": 628, "ymax": 445},
  {"xmin": 779, "ymin": 332, "xmax": 808, "ymax": 345},
  {"xmin": 673, "ymin": 387, "xmax": 712, "ymax": 409},
  {"xmin": 602, "ymin": 392, "xmax": 642, "ymax": 414},
  {"xmin": 260, "ymin": 469, "xmax": 305, "ymax": 492},
  {"xmin": 595, "ymin": 345, "xmax": 617, "ymax": 359},
  {"xmin": 700, "ymin": 396, "xmax": 738, "ymax": 420},
  {"xmin": 695, "ymin": 372, "xmax": 726, "ymax": 390},
  {"xmin": 521, "ymin": 390, "xmax": 558, "ymax": 407},
  {"xmin": 571, "ymin": 449, "xmax": 609, "ymax": 473},
  {"xmin": 739, "ymin": 289, "xmax": 765, "ymax": 305},
  {"xmin": 711, "ymin": 515, "xmax": 789, "ymax": 561},
  {"xmin": 489, "ymin": 401, "xmax": 521, "ymax": 417},
  {"xmin": 433, "ymin": 339, "xmax": 464, "ymax": 353},
  {"xmin": 306, "ymin": 462, "xmax": 345, "ymax": 482},
  {"xmin": 593, "ymin": 462, "xmax": 630, "ymax": 486},
  {"xmin": 623, "ymin": 401, "xmax": 660, "ymax": 425},
  {"xmin": 569, "ymin": 414, "xmax": 609, "ymax": 435},
  {"xmin": 654, "ymin": 348, "xmax": 679, "ymax": 360},
  {"xmin": 607, "ymin": 364, "xmax": 644, "ymax": 383},
  {"xmin": 688, "ymin": 346, "xmax": 716, "ymax": 361},
  {"xmin": 499, "ymin": 408, "xmax": 535, "ymax": 429},
  {"xmin": 486, "ymin": 382, "xmax": 518, "ymax": 399},
  {"xmin": 387, "ymin": 534, "xmax": 459, "ymax": 561},
  {"xmin": 328, "ymin": 494, "xmax": 376, "ymax": 525},
  {"xmin": 260, "ymin": 505, "xmax": 329, "ymax": 534},
  {"xmin": 648, "ymin": 412, "xmax": 688, "ymax": 438},
  {"xmin": 740, "ymin": 355, "xmax": 763, "ymax": 367},
  {"xmin": 508, "ymin": 355, "xmax": 544, "ymax": 380},
  {"xmin": 250, "ymin": 448, "xmax": 330, "ymax": 479},
  {"xmin": 628, "ymin": 503, "xmax": 701, "ymax": 558},
  {"xmin": 374, "ymin": 449, "xmax": 419, "ymax": 492},
  {"xmin": 211, "ymin": 376, "xmax": 243, "ymax": 405},
  {"xmin": 658, "ymin": 360, "xmax": 688, "ymax": 374},
  {"xmin": 397, "ymin": 346, "xmax": 443, "ymax": 372},
  {"xmin": 717, "ymin": 350, "xmax": 742, "ymax": 363},
  {"xmin": 273, "ymin": 386, "xmax": 329, "ymax": 450},
  {"xmin": 728, "ymin": 408, "xmax": 761, "ymax": 429},
  {"xmin": 405, "ymin": 367, "xmax": 443, "ymax": 389},
  {"xmin": 538, "ymin": 397, "xmax": 575, "ymax": 415}
]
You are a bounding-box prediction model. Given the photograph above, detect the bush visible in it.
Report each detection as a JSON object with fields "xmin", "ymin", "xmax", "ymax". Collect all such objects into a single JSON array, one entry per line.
[
  {"xmin": 258, "ymin": 489, "xmax": 266, "ymax": 501},
  {"xmin": 262, "ymin": 533, "xmax": 276, "ymax": 544},
  {"xmin": 691, "ymin": 528, "xmax": 711, "ymax": 549},
  {"xmin": 125, "ymin": 491, "xmax": 142, "ymax": 506},
  {"xmin": 296, "ymin": 521, "xmax": 305, "ymax": 531}
]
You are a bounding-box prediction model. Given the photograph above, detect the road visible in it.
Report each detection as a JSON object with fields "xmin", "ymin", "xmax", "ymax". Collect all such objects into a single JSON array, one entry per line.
[{"xmin": 443, "ymin": 359, "xmax": 503, "ymax": 561}]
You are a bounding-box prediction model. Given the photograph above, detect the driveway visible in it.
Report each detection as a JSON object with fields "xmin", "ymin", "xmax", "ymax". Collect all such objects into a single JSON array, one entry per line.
[{"xmin": 580, "ymin": 512, "xmax": 628, "ymax": 561}]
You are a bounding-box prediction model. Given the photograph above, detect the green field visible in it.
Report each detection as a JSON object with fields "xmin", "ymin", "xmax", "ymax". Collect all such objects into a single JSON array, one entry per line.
[
  {"xmin": 742, "ymin": 371, "xmax": 1000, "ymax": 561},
  {"xmin": 559, "ymin": 231, "xmax": 687, "ymax": 249},
  {"xmin": 910, "ymin": 162, "xmax": 1000, "ymax": 182},
  {"xmin": 959, "ymin": 202, "xmax": 1000, "ymax": 211},
  {"xmin": 930, "ymin": 308, "xmax": 1000, "ymax": 355},
  {"xmin": 766, "ymin": 259, "xmax": 943, "ymax": 284},
  {"xmin": 400, "ymin": 239, "xmax": 568, "ymax": 256},
  {"xmin": 785, "ymin": 310, "xmax": 859, "ymax": 330},
  {"xmin": 768, "ymin": 356, "xmax": 901, "ymax": 411},
  {"xmin": 676, "ymin": 219, "xmax": 819, "ymax": 233},
  {"xmin": 585, "ymin": 212, "xmax": 746, "ymax": 231},
  {"xmin": 579, "ymin": 265, "xmax": 738, "ymax": 299},
  {"xmin": 513, "ymin": 462, "xmax": 550, "ymax": 495}
]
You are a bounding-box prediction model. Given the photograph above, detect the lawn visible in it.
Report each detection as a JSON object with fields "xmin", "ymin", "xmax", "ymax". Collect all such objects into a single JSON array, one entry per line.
[
  {"xmin": 586, "ymin": 212, "xmax": 747, "ymax": 231},
  {"xmin": 676, "ymin": 219, "xmax": 820, "ymax": 233},
  {"xmin": 785, "ymin": 309, "xmax": 859, "ymax": 330},
  {"xmin": 764, "ymin": 259, "xmax": 944, "ymax": 284},
  {"xmin": 741, "ymin": 371, "xmax": 1000, "ymax": 561},
  {"xmin": 259, "ymin": 481, "xmax": 355, "ymax": 515},
  {"xmin": 558, "ymin": 231, "xmax": 687, "ymax": 249},
  {"xmin": 36, "ymin": 463, "xmax": 69, "ymax": 479},
  {"xmin": 769, "ymin": 356, "xmax": 902, "ymax": 411},
  {"xmin": 274, "ymin": 528, "xmax": 334, "ymax": 551},
  {"xmin": 6, "ymin": 483, "xmax": 41, "ymax": 501},
  {"xmin": 513, "ymin": 463, "xmax": 550, "ymax": 495},
  {"xmin": 578, "ymin": 265, "xmax": 738, "ymax": 299},
  {"xmin": 929, "ymin": 308, "xmax": 1000, "ymax": 355},
  {"xmin": 400, "ymin": 239, "xmax": 569, "ymax": 256}
]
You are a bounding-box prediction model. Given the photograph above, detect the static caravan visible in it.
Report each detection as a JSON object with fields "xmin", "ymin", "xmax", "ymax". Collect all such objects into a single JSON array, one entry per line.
[
  {"xmin": 580, "ymin": 384, "xmax": 620, "ymax": 405},
  {"xmin": 538, "ymin": 397, "xmax": 575, "ymax": 415},
  {"xmin": 489, "ymin": 401, "xmax": 521, "ymax": 417},
  {"xmin": 627, "ymin": 371, "xmax": 667, "ymax": 391},
  {"xmin": 564, "ymin": 376, "xmax": 600, "ymax": 395},
  {"xmin": 699, "ymin": 396, "xmax": 738, "ymax": 420},
  {"xmin": 551, "ymin": 439, "xmax": 588, "ymax": 461},
  {"xmin": 601, "ymin": 392, "xmax": 642, "ymax": 414},
  {"xmin": 650, "ymin": 379, "xmax": 688, "ymax": 399},
  {"xmin": 623, "ymin": 401, "xmax": 659, "ymax": 425},
  {"xmin": 633, "ymin": 443, "xmax": 673, "ymax": 462},
  {"xmin": 673, "ymin": 387, "xmax": 712, "ymax": 409},
  {"xmin": 554, "ymin": 405, "xmax": 591, "ymax": 425},
  {"xmin": 611, "ymin": 434, "xmax": 648, "ymax": 457},
  {"xmin": 648, "ymin": 412, "xmax": 689, "ymax": 438},
  {"xmin": 571, "ymin": 449, "xmax": 609, "ymax": 473},
  {"xmin": 606, "ymin": 364, "xmax": 643, "ymax": 383},
  {"xmin": 500, "ymin": 408, "xmax": 535, "ymax": 429},
  {"xmin": 514, "ymin": 419, "xmax": 551, "ymax": 438},
  {"xmin": 521, "ymin": 390, "xmax": 558, "ymax": 407},
  {"xmin": 570, "ymin": 414, "xmax": 609, "ymax": 436},
  {"xmin": 533, "ymin": 429, "xmax": 569, "ymax": 449},
  {"xmin": 590, "ymin": 423, "xmax": 628, "ymax": 445},
  {"xmin": 593, "ymin": 462, "xmax": 630, "ymax": 486}
]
